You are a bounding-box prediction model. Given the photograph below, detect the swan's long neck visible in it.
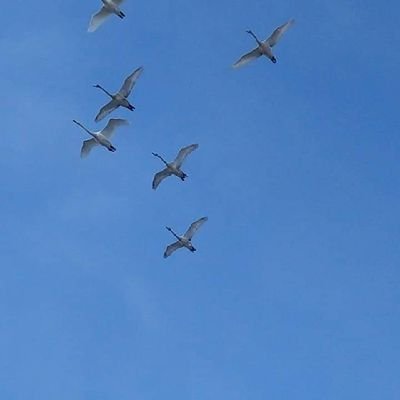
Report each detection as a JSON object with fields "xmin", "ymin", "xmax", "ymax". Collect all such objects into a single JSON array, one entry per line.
[
  {"xmin": 94, "ymin": 85, "xmax": 113, "ymax": 98},
  {"xmin": 73, "ymin": 120, "xmax": 95, "ymax": 138},
  {"xmin": 166, "ymin": 227, "xmax": 180, "ymax": 241},
  {"xmin": 152, "ymin": 152, "xmax": 169, "ymax": 167},
  {"xmin": 247, "ymin": 30, "xmax": 262, "ymax": 46}
]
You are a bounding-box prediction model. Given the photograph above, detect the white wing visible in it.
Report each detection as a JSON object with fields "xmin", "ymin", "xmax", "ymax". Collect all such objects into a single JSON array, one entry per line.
[
  {"xmin": 95, "ymin": 99, "xmax": 119, "ymax": 122},
  {"xmin": 152, "ymin": 168, "xmax": 173, "ymax": 190},
  {"xmin": 265, "ymin": 19, "xmax": 295, "ymax": 47},
  {"xmin": 119, "ymin": 66, "xmax": 144, "ymax": 98},
  {"xmin": 88, "ymin": 7, "xmax": 112, "ymax": 33},
  {"xmin": 173, "ymin": 144, "xmax": 199, "ymax": 169},
  {"xmin": 113, "ymin": 0, "xmax": 125, "ymax": 5},
  {"xmin": 100, "ymin": 118, "xmax": 129, "ymax": 139},
  {"xmin": 81, "ymin": 138, "xmax": 98, "ymax": 158},
  {"xmin": 233, "ymin": 47, "xmax": 262, "ymax": 68},
  {"xmin": 184, "ymin": 217, "xmax": 208, "ymax": 240},
  {"xmin": 164, "ymin": 241, "xmax": 184, "ymax": 258}
]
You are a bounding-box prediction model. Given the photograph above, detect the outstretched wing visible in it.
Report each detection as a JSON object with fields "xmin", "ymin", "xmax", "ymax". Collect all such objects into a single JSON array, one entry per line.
[
  {"xmin": 101, "ymin": 119, "xmax": 129, "ymax": 139},
  {"xmin": 95, "ymin": 99, "xmax": 119, "ymax": 123},
  {"xmin": 164, "ymin": 241, "xmax": 184, "ymax": 258},
  {"xmin": 152, "ymin": 168, "xmax": 173, "ymax": 190},
  {"xmin": 113, "ymin": 0, "xmax": 125, "ymax": 5},
  {"xmin": 233, "ymin": 47, "xmax": 261, "ymax": 68},
  {"xmin": 88, "ymin": 7, "xmax": 112, "ymax": 33},
  {"xmin": 81, "ymin": 138, "xmax": 98, "ymax": 158},
  {"xmin": 265, "ymin": 19, "xmax": 295, "ymax": 47},
  {"xmin": 173, "ymin": 144, "xmax": 199, "ymax": 169},
  {"xmin": 119, "ymin": 66, "xmax": 144, "ymax": 98},
  {"xmin": 184, "ymin": 217, "xmax": 208, "ymax": 240}
]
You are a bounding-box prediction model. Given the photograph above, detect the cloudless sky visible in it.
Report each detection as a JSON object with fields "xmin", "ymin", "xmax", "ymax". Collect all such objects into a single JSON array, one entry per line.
[{"xmin": 1, "ymin": 0, "xmax": 399, "ymax": 399}]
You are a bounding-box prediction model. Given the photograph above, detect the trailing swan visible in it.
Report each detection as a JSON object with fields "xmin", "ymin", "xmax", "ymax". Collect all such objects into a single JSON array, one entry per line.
[
  {"xmin": 72, "ymin": 119, "xmax": 128, "ymax": 157},
  {"xmin": 152, "ymin": 144, "xmax": 199, "ymax": 190},
  {"xmin": 164, "ymin": 217, "xmax": 208, "ymax": 258},
  {"xmin": 93, "ymin": 66, "xmax": 143, "ymax": 122}
]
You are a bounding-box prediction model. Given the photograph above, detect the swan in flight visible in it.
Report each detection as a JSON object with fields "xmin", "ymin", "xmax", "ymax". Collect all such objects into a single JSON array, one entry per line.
[
  {"xmin": 152, "ymin": 144, "xmax": 199, "ymax": 190},
  {"xmin": 164, "ymin": 217, "xmax": 208, "ymax": 258},
  {"xmin": 88, "ymin": 0, "xmax": 127, "ymax": 33},
  {"xmin": 93, "ymin": 66, "xmax": 144, "ymax": 122},
  {"xmin": 233, "ymin": 19, "xmax": 294, "ymax": 67},
  {"xmin": 72, "ymin": 119, "xmax": 128, "ymax": 158}
]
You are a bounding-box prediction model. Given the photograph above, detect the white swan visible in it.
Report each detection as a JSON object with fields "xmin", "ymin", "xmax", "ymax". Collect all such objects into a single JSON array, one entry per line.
[
  {"xmin": 152, "ymin": 144, "xmax": 199, "ymax": 190},
  {"xmin": 88, "ymin": 0, "xmax": 126, "ymax": 33},
  {"xmin": 72, "ymin": 119, "xmax": 128, "ymax": 158},
  {"xmin": 164, "ymin": 217, "xmax": 208, "ymax": 258},
  {"xmin": 93, "ymin": 66, "xmax": 143, "ymax": 122},
  {"xmin": 233, "ymin": 19, "xmax": 294, "ymax": 67}
]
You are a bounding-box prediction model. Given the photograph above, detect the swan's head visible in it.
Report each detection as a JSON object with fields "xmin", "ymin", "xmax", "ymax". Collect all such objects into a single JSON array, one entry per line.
[{"xmin": 93, "ymin": 84, "xmax": 101, "ymax": 88}]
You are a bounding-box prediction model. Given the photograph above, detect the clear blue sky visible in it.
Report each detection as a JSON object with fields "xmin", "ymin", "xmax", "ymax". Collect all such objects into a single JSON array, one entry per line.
[{"xmin": 1, "ymin": 0, "xmax": 399, "ymax": 399}]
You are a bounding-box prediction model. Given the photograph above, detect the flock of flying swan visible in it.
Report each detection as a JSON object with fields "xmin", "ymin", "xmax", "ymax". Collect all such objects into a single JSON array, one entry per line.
[{"xmin": 78, "ymin": 0, "xmax": 295, "ymax": 258}]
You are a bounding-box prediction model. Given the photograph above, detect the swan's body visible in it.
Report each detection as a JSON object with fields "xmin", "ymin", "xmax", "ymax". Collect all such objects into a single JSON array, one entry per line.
[
  {"xmin": 164, "ymin": 217, "xmax": 208, "ymax": 258},
  {"xmin": 72, "ymin": 119, "xmax": 128, "ymax": 157},
  {"xmin": 233, "ymin": 19, "xmax": 294, "ymax": 67},
  {"xmin": 88, "ymin": 0, "xmax": 126, "ymax": 33},
  {"xmin": 152, "ymin": 144, "xmax": 199, "ymax": 190},
  {"xmin": 94, "ymin": 66, "xmax": 143, "ymax": 122}
]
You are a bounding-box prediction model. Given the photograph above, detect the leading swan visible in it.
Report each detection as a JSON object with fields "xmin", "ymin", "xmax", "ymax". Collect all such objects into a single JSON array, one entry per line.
[
  {"xmin": 233, "ymin": 19, "xmax": 294, "ymax": 67},
  {"xmin": 88, "ymin": 0, "xmax": 127, "ymax": 33}
]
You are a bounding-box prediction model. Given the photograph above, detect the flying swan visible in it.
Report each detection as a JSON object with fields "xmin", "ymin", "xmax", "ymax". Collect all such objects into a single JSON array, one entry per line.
[
  {"xmin": 72, "ymin": 118, "xmax": 129, "ymax": 157},
  {"xmin": 233, "ymin": 19, "xmax": 294, "ymax": 67},
  {"xmin": 164, "ymin": 217, "xmax": 208, "ymax": 258},
  {"xmin": 152, "ymin": 144, "xmax": 199, "ymax": 190},
  {"xmin": 88, "ymin": 0, "xmax": 127, "ymax": 33},
  {"xmin": 93, "ymin": 66, "xmax": 143, "ymax": 122}
]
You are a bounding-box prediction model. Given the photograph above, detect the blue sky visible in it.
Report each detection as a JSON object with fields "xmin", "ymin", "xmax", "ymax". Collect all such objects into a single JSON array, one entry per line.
[{"xmin": 1, "ymin": 0, "xmax": 399, "ymax": 399}]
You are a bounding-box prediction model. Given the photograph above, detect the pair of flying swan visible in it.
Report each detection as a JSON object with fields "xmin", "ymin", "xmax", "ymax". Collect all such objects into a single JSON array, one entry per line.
[
  {"xmin": 88, "ymin": 2, "xmax": 294, "ymax": 68},
  {"xmin": 73, "ymin": 66, "xmax": 143, "ymax": 157}
]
